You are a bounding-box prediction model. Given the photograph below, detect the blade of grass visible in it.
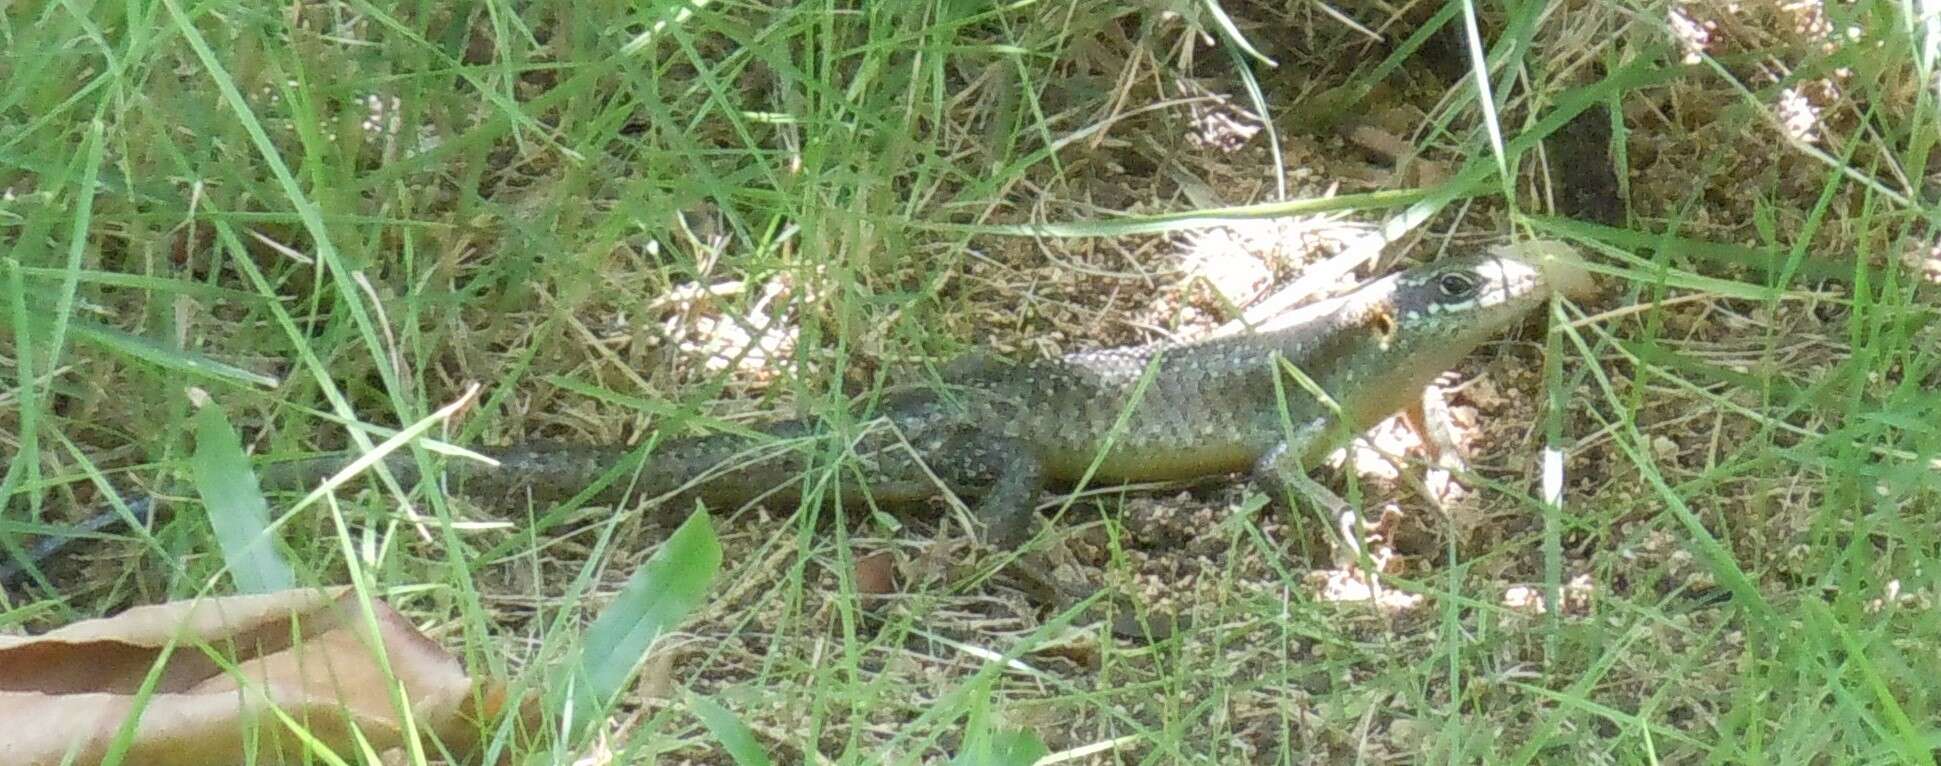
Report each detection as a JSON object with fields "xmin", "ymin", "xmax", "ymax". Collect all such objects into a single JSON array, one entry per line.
[
  {"xmin": 564, "ymin": 510, "xmax": 721, "ymax": 740},
  {"xmin": 686, "ymin": 690, "xmax": 775, "ymax": 766},
  {"xmin": 191, "ymin": 399, "xmax": 296, "ymax": 593},
  {"xmin": 1566, "ymin": 317, "xmax": 1776, "ymax": 628}
]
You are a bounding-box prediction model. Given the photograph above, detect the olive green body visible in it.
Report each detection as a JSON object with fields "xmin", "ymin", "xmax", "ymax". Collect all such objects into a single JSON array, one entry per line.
[{"xmin": 267, "ymin": 249, "xmax": 1590, "ymax": 546}]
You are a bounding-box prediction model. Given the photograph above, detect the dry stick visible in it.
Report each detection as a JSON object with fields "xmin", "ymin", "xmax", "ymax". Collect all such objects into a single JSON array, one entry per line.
[{"xmin": 1213, "ymin": 208, "xmax": 1433, "ymax": 337}]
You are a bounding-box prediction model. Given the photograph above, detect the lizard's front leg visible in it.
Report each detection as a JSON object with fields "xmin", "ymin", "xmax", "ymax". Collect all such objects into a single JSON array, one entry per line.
[
  {"xmin": 1251, "ymin": 419, "xmax": 1379, "ymax": 568},
  {"xmin": 1251, "ymin": 417, "xmax": 1342, "ymax": 510}
]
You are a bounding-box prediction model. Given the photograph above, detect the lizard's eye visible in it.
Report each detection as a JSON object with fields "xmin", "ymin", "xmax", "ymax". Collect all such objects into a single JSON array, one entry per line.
[{"xmin": 1435, "ymin": 271, "xmax": 1479, "ymax": 300}]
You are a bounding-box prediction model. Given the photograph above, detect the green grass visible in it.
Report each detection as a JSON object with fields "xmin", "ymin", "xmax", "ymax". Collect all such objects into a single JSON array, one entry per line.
[{"xmin": 5, "ymin": 0, "xmax": 1941, "ymax": 763}]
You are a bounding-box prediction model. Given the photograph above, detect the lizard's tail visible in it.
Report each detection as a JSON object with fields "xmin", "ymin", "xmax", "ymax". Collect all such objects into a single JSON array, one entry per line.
[
  {"xmin": 256, "ymin": 423, "xmax": 826, "ymax": 511},
  {"xmin": 2, "ymin": 421, "xmax": 839, "ymax": 590}
]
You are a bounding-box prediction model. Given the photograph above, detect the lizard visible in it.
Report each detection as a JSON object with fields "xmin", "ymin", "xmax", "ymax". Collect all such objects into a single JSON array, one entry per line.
[{"xmin": 2, "ymin": 245, "xmax": 1596, "ymax": 588}]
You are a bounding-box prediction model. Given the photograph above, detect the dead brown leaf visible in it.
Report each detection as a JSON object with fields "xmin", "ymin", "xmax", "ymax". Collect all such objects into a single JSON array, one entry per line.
[
  {"xmin": 0, "ymin": 588, "xmax": 537, "ymax": 766},
  {"xmin": 854, "ymin": 549, "xmax": 898, "ymax": 596}
]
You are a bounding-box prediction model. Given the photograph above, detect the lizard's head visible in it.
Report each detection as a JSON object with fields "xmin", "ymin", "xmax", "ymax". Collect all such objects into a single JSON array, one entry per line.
[
  {"xmin": 1370, "ymin": 243, "xmax": 1597, "ymax": 366},
  {"xmin": 1281, "ymin": 243, "xmax": 1598, "ymax": 449}
]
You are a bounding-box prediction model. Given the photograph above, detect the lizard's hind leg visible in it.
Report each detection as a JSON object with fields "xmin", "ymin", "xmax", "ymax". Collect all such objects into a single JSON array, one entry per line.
[{"xmin": 928, "ymin": 428, "xmax": 1046, "ymax": 547}]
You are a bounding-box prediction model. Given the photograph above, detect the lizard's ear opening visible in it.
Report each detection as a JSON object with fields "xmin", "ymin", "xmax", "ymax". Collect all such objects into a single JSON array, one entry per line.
[{"xmin": 1369, "ymin": 304, "xmax": 1397, "ymax": 347}]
